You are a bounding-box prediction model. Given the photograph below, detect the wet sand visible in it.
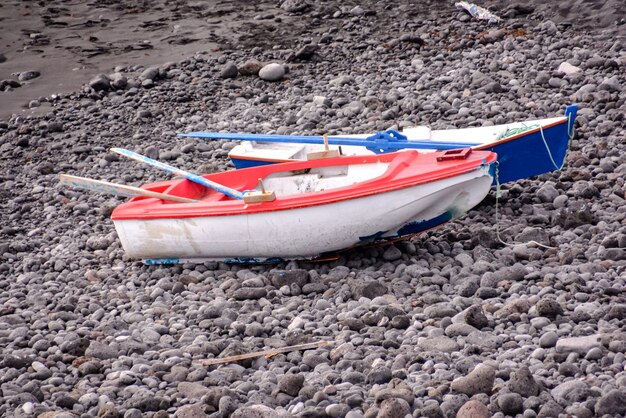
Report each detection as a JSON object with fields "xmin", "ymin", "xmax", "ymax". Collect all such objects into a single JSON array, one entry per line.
[{"xmin": 0, "ymin": 0, "xmax": 294, "ymax": 120}]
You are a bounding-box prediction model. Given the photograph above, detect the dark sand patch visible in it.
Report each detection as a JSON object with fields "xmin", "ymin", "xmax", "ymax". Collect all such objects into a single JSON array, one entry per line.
[
  {"xmin": 0, "ymin": 0, "xmax": 304, "ymax": 119},
  {"xmin": 0, "ymin": 0, "xmax": 623, "ymax": 120}
]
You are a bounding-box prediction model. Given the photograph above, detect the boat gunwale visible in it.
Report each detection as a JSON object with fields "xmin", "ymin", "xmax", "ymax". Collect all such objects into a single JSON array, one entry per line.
[{"xmin": 473, "ymin": 116, "xmax": 567, "ymax": 150}]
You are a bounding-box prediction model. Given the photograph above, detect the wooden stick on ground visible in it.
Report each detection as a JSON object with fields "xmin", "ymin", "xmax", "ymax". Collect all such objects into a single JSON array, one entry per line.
[{"xmin": 200, "ymin": 340, "xmax": 333, "ymax": 367}]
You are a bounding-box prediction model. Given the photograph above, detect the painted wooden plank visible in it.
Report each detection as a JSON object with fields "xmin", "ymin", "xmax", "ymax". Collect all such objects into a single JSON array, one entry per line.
[
  {"xmin": 59, "ymin": 174, "xmax": 196, "ymax": 203},
  {"xmin": 178, "ymin": 131, "xmax": 480, "ymax": 150},
  {"xmin": 110, "ymin": 148, "xmax": 244, "ymax": 200}
]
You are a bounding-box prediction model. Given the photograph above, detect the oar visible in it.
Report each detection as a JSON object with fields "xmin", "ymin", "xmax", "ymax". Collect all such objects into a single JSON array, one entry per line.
[
  {"xmin": 178, "ymin": 130, "xmax": 480, "ymax": 151},
  {"xmin": 59, "ymin": 174, "xmax": 196, "ymax": 203},
  {"xmin": 110, "ymin": 148, "xmax": 244, "ymax": 200}
]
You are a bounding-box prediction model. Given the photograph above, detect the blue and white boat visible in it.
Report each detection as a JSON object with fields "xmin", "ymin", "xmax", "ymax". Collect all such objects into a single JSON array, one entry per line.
[{"xmin": 179, "ymin": 105, "xmax": 577, "ymax": 184}]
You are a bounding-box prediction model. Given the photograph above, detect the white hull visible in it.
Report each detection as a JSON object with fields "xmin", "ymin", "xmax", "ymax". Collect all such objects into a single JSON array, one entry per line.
[{"xmin": 113, "ymin": 165, "xmax": 492, "ymax": 262}]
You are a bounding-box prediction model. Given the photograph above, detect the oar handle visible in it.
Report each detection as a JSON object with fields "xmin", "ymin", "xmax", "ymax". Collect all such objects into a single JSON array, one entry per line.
[
  {"xmin": 110, "ymin": 148, "xmax": 244, "ymax": 200},
  {"xmin": 59, "ymin": 174, "xmax": 196, "ymax": 203}
]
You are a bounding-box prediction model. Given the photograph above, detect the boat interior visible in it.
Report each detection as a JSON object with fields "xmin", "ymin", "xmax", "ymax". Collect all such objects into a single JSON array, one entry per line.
[
  {"xmin": 138, "ymin": 160, "xmax": 393, "ymax": 204},
  {"xmin": 259, "ymin": 161, "xmax": 390, "ymax": 195}
]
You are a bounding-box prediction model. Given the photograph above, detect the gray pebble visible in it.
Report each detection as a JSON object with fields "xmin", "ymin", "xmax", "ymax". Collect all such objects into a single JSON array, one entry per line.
[
  {"xmin": 89, "ymin": 74, "xmax": 110, "ymax": 91},
  {"xmin": 220, "ymin": 62, "xmax": 238, "ymax": 79},
  {"xmin": 497, "ymin": 393, "xmax": 523, "ymax": 415},
  {"xmin": 539, "ymin": 331, "xmax": 558, "ymax": 348}
]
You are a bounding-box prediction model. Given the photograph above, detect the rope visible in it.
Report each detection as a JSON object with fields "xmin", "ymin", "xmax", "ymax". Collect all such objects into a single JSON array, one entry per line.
[
  {"xmin": 497, "ymin": 123, "xmax": 539, "ymax": 140},
  {"xmin": 499, "ymin": 113, "xmax": 576, "ymax": 172},
  {"xmin": 492, "ymin": 111, "xmax": 575, "ymax": 250},
  {"xmin": 493, "ymin": 161, "xmax": 557, "ymax": 250},
  {"xmin": 539, "ymin": 122, "xmax": 568, "ymax": 171},
  {"xmin": 541, "ymin": 111, "xmax": 577, "ymax": 170}
]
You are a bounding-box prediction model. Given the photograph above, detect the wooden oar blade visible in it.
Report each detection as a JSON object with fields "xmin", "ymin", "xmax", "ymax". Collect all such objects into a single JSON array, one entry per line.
[
  {"xmin": 59, "ymin": 174, "xmax": 195, "ymax": 203},
  {"xmin": 110, "ymin": 148, "xmax": 244, "ymax": 200}
]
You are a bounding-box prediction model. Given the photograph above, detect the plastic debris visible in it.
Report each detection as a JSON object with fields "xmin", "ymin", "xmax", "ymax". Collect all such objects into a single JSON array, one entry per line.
[{"xmin": 455, "ymin": 1, "xmax": 501, "ymax": 24}]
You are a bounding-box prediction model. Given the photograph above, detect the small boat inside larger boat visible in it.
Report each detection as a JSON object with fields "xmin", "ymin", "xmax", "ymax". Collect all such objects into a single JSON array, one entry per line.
[{"xmin": 111, "ymin": 149, "xmax": 497, "ymax": 264}]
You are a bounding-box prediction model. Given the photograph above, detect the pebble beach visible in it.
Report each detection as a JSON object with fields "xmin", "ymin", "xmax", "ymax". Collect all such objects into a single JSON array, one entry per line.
[{"xmin": 0, "ymin": 1, "xmax": 625, "ymax": 418}]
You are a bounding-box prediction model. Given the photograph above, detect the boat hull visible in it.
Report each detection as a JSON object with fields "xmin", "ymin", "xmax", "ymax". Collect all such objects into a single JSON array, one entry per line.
[
  {"xmin": 229, "ymin": 106, "xmax": 577, "ymax": 185},
  {"xmin": 475, "ymin": 120, "xmax": 571, "ymax": 184},
  {"xmin": 113, "ymin": 165, "xmax": 493, "ymax": 263}
]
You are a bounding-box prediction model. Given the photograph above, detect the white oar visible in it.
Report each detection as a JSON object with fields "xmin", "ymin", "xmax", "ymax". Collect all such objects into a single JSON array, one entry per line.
[
  {"xmin": 110, "ymin": 148, "xmax": 244, "ymax": 200},
  {"xmin": 59, "ymin": 174, "xmax": 196, "ymax": 203}
]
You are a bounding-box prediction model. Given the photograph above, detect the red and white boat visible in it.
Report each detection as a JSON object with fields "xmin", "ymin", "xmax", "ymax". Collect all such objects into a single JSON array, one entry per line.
[{"xmin": 111, "ymin": 149, "xmax": 496, "ymax": 264}]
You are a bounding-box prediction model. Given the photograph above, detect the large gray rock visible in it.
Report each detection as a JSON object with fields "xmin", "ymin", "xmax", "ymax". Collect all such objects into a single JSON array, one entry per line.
[
  {"xmin": 231, "ymin": 405, "xmax": 290, "ymax": 418},
  {"xmin": 109, "ymin": 72, "xmax": 128, "ymax": 90},
  {"xmin": 497, "ymin": 393, "xmax": 523, "ymax": 415},
  {"xmin": 507, "ymin": 366, "xmax": 540, "ymax": 397},
  {"xmin": 377, "ymin": 398, "xmax": 410, "ymax": 418},
  {"xmin": 232, "ymin": 287, "xmax": 267, "ymax": 300},
  {"xmin": 84, "ymin": 341, "xmax": 118, "ymax": 360},
  {"xmin": 598, "ymin": 76, "xmax": 621, "ymax": 92},
  {"xmin": 535, "ymin": 298, "xmax": 564, "ymax": 318},
  {"xmin": 177, "ymin": 382, "xmax": 210, "ymax": 401},
  {"xmin": 537, "ymin": 400, "xmax": 564, "ymax": 418},
  {"xmin": 18, "ymin": 71, "xmax": 40, "ymax": 81},
  {"xmin": 351, "ymin": 279, "xmax": 387, "ymax": 299},
  {"xmin": 555, "ymin": 334, "xmax": 602, "ymax": 355},
  {"xmin": 269, "ymin": 269, "xmax": 308, "ymax": 288},
  {"xmin": 374, "ymin": 388, "xmax": 414, "ymax": 406},
  {"xmin": 259, "ymin": 63, "xmax": 285, "ymax": 81},
  {"xmin": 89, "ymin": 74, "xmax": 110, "ymax": 91},
  {"xmin": 175, "ymin": 404, "xmax": 207, "ymax": 418},
  {"xmin": 220, "ymin": 62, "xmax": 238, "ymax": 79},
  {"xmin": 239, "ymin": 59, "xmax": 263, "ymax": 76},
  {"xmin": 456, "ymin": 400, "xmax": 489, "ymax": 418},
  {"xmin": 418, "ymin": 336, "xmax": 460, "ymax": 353},
  {"xmin": 551, "ymin": 380, "xmax": 592, "ymax": 405},
  {"xmin": 140, "ymin": 66, "xmax": 161, "ymax": 80},
  {"xmin": 536, "ymin": 183, "xmax": 559, "ymax": 203},
  {"xmin": 451, "ymin": 364, "xmax": 495, "ymax": 396},
  {"xmin": 596, "ymin": 389, "xmax": 626, "ymax": 416},
  {"xmin": 281, "ymin": 0, "xmax": 310, "ymax": 13},
  {"xmin": 277, "ymin": 373, "xmax": 304, "ymax": 397}
]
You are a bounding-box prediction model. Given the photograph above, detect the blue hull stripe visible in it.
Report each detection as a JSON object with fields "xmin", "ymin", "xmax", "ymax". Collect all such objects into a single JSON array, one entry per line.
[{"xmin": 483, "ymin": 122, "xmax": 570, "ymax": 184}]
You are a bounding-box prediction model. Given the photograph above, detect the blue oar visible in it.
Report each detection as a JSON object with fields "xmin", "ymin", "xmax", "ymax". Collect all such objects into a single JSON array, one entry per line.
[
  {"xmin": 111, "ymin": 148, "xmax": 244, "ymax": 200},
  {"xmin": 178, "ymin": 129, "xmax": 480, "ymax": 152}
]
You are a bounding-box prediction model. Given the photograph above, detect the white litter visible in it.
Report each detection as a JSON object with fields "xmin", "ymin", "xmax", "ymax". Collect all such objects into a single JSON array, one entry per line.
[{"xmin": 455, "ymin": 1, "xmax": 501, "ymax": 24}]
